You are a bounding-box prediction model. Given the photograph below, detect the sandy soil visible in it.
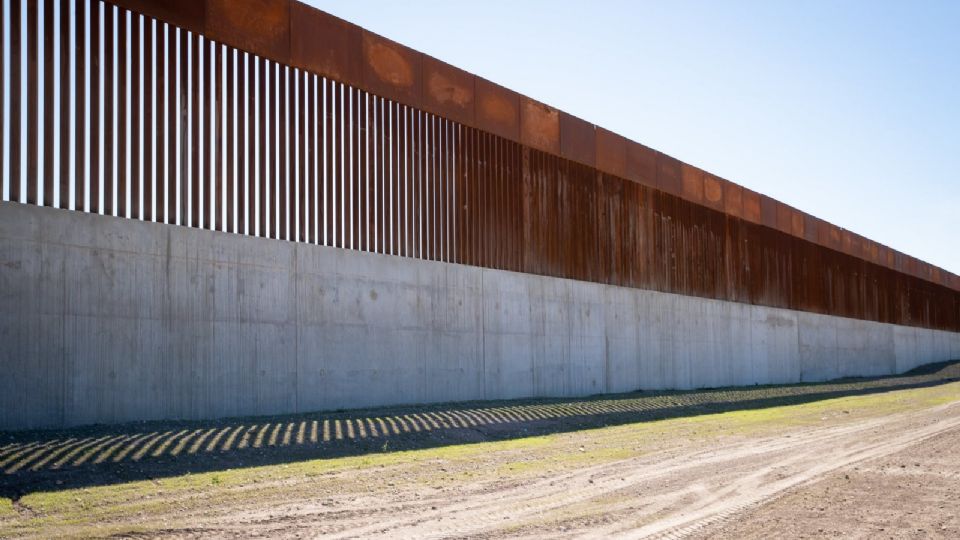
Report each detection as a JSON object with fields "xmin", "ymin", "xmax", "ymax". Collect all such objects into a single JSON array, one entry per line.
[
  {"xmin": 3, "ymin": 366, "xmax": 959, "ymax": 538},
  {"xmin": 199, "ymin": 400, "xmax": 960, "ymax": 539}
]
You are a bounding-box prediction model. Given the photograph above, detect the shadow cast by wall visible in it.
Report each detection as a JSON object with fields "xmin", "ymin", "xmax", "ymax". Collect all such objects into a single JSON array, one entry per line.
[{"xmin": 2, "ymin": 360, "xmax": 958, "ymax": 500}]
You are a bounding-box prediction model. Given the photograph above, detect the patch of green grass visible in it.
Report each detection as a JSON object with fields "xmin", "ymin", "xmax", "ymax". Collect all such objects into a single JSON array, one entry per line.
[{"xmin": 0, "ymin": 498, "xmax": 15, "ymax": 518}]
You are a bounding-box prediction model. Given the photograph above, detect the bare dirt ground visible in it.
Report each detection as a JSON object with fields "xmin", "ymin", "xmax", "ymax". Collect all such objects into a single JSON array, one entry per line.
[
  {"xmin": 206, "ymin": 396, "xmax": 960, "ymax": 539},
  {"xmin": 2, "ymin": 362, "xmax": 960, "ymax": 538}
]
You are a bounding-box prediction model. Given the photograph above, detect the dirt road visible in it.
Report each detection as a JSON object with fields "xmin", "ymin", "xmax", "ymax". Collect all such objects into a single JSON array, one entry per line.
[
  {"xmin": 2, "ymin": 367, "xmax": 959, "ymax": 538},
  {"xmin": 209, "ymin": 399, "xmax": 960, "ymax": 538}
]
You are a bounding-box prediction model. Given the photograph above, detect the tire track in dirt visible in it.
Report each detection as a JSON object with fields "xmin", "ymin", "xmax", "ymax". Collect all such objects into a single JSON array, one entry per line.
[{"xmin": 193, "ymin": 401, "xmax": 960, "ymax": 539}]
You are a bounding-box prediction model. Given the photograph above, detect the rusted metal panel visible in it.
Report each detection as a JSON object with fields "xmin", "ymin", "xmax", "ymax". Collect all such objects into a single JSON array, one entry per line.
[
  {"xmin": 10, "ymin": 0, "xmax": 21, "ymax": 203},
  {"xmin": 353, "ymin": 86, "xmax": 362, "ymax": 250},
  {"xmin": 655, "ymin": 152, "xmax": 681, "ymax": 195},
  {"xmin": 760, "ymin": 195, "xmax": 778, "ymax": 229},
  {"xmin": 840, "ymin": 228, "xmax": 852, "ymax": 253},
  {"xmin": 703, "ymin": 173, "xmax": 724, "ymax": 211},
  {"xmin": 387, "ymin": 100, "xmax": 398, "ymax": 256},
  {"xmin": 144, "ymin": 16, "xmax": 154, "ymax": 222},
  {"xmin": 828, "ymin": 224, "xmax": 843, "ymax": 251},
  {"xmin": 89, "ymin": 0, "xmax": 100, "ymax": 212},
  {"xmin": 326, "ymin": 77, "xmax": 336, "ymax": 246},
  {"xmin": 157, "ymin": 20, "xmax": 169, "ymax": 223},
  {"xmin": 595, "ymin": 127, "xmax": 626, "ymax": 179},
  {"xmin": 815, "ymin": 217, "xmax": 830, "ymax": 247},
  {"xmin": 42, "ymin": 0, "xmax": 54, "ymax": 206},
  {"xmin": 680, "ymin": 164, "xmax": 704, "ymax": 204},
  {"xmin": 102, "ymin": 4, "xmax": 114, "ymax": 214},
  {"xmin": 215, "ymin": 43, "xmax": 224, "ymax": 231},
  {"xmin": 430, "ymin": 112, "xmax": 440, "ymax": 261},
  {"xmin": 26, "ymin": 0, "xmax": 39, "ymax": 204},
  {"xmin": 559, "ymin": 112, "xmax": 595, "ymax": 167},
  {"xmin": 190, "ymin": 31, "xmax": 200, "ymax": 227},
  {"xmin": 790, "ymin": 208, "xmax": 804, "ymax": 238},
  {"xmin": 179, "ymin": 25, "xmax": 189, "ymax": 225},
  {"xmin": 421, "ymin": 55, "xmax": 474, "ymax": 126},
  {"xmin": 297, "ymin": 69, "xmax": 308, "ymax": 243},
  {"xmin": 723, "ymin": 181, "xmax": 743, "ymax": 218},
  {"xmin": 59, "ymin": 0, "xmax": 69, "ymax": 207},
  {"xmin": 520, "ymin": 97, "xmax": 559, "ymax": 154},
  {"xmin": 289, "ymin": 2, "xmax": 362, "ymax": 87},
  {"xmin": 625, "ymin": 141, "xmax": 657, "ymax": 188},
  {"xmin": 131, "ymin": 11, "xmax": 142, "ymax": 219},
  {"xmin": 106, "ymin": 0, "xmax": 204, "ymax": 33},
  {"xmin": 259, "ymin": 56, "xmax": 269, "ymax": 237},
  {"xmin": 206, "ymin": 0, "xmax": 290, "ymax": 63},
  {"xmin": 279, "ymin": 65, "xmax": 289, "ymax": 240},
  {"xmin": 248, "ymin": 53, "xmax": 257, "ymax": 235},
  {"xmin": 362, "ymin": 31, "xmax": 421, "ymax": 108},
  {"xmin": 238, "ymin": 51, "xmax": 248, "ymax": 235},
  {"xmin": 474, "ymin": 77, "xmax": 519, "ymax": 141},
  {"xmin": 0, "ymin": 0, "xmax": 4, "ymax": 196},
  {"xmin": 775, "ymin": 203, "xmax": 793, "ymax": 235},
  {"xmin": 742, "ymin": 189, "xmax": 761, "ymax": 224}
]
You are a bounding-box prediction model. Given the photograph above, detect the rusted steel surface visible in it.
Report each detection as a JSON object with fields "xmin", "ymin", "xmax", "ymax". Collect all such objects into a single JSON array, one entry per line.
[
  {"xmin": 475, "ymin": 78, "xmax": 519, "ymax": 141},
  {"xmin": 102, "ymin": 3, "xmax": 113, "ymax": 215},
  {"xmin": 6, "ymin": 0, "xmax": 960, "ymax": 333},
  {"xmin": 595, "ymin": 128, "xmax": 626, "ymax": 179},
  {"xmin": 117, "ymin": 10, "xmax": 127, "ymax": 217},
  {"xmin": 154, "ymin": 21, "xmax": 168, "ymax": 223},
  {"xmin": 625, "ymin": 141, "xmax": 657, "ymax": 189},
  {"xmin": 520, "ymin": 97, "xmax": 559, "ymax": 155},
  {"xmin": 144, "ymin": 15, "xmax": 154, "ymax": 221},
  {"xmin": 422, "ymin": 55, "xmax": 473, "ymax": 126},
  {"xmin": 77, "ymin": 0, "xmax": 956, "ymax": 292},
  {"xmin": 89, "ymin": 0, "xmax": 100, "ymax": 212},
  {"xmin": 560, "ymin": 112, "xmax": 596, "ymax": 167},
  {"xmin": 59, "ymin": 0, "xmax": 69, "ymax": 208},
  {"xmin": 205, "ymin": 0, "xmax": 288, "ymax": 63},
  {"xmin": 289, "ymin": 1, "xmax": 361, "ymax": 87},
  {"xmin": 42, "ymin": 0, "xmax": 53, "ymax": 207},
  {"xmin": 130, "ymin": 11, "xmax": 140, "ymax": 218},
  {"xmin": 1, "ymin": 1, "xmax": 4, "ymax": 201}
]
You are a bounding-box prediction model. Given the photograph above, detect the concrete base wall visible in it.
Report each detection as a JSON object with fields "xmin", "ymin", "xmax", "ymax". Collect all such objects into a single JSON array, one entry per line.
[{"xmin": 2, "ymin": 202, "xmax": 959, "ymax": 431}]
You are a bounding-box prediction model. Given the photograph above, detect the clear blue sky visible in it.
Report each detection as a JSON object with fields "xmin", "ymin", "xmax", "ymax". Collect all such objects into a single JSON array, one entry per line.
[{"xmin": 307, "ymin": 0, "xmax": 960, "ymax": 275}]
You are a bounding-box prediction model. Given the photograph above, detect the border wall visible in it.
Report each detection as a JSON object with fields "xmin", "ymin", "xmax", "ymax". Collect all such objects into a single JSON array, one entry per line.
[{"xmin": 1, "ymin": 0, "xmax": 958, "ymax": 429}]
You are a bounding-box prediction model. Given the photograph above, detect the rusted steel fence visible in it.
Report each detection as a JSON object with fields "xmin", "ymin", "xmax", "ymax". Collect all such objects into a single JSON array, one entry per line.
[{"xmin": 2, "ymin": 0, "xmax": 959, "ymax": 332}]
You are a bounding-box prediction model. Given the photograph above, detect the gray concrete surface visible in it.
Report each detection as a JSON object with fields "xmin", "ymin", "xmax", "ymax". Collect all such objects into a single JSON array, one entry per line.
[{"xmin": 2, "ymin": 201, "xmax": 959, "ymax": 431}]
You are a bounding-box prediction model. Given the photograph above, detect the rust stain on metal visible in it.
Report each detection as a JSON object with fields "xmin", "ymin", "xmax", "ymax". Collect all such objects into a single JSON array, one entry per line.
[
  {"xmin": 367, "ymin": 39, "xmax": 413, "ymax": 87},
  {"xmin": 206, "ymin": 0, "xmax": 290, "ymax": 61},
  {"xmin": 362, "ymin": 32, "xmax": 421, "ymax": 105},
  {"xmin": 703, "ymin": 173, "xmax": 723, "ymax": 209},
  {"xmin": 422, "ymin": 56, "xmax": 474, "ymax": 125},
  {"xmin": 520, "ymin": 97, "xmax": 559, "ymax": 154},
  {"xmin": 290, "ymin": 3, "xmax": 362, "ymax": 86},
  {"xmin": 475, "ymin": 78, "xmax": 519, "ymax": 140},
  {"xmin": 723, "ymin": 182, "xmax": 743, "ymax": 218},
  {"xmin": 107, "ymin": 0, "xmax": 205, "ymax": 33},
  {"xmin": 680, "ymin": 164, "xmax": 704, "ymax": 203}
]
